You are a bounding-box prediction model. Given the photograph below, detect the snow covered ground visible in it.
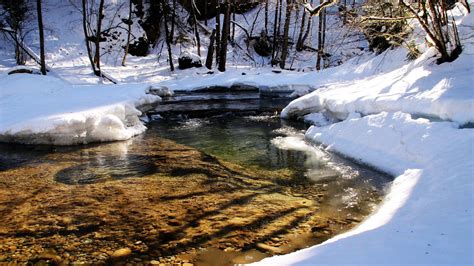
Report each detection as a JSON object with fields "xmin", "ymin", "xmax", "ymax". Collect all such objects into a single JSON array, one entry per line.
[{"xmin": 0, "ymin": 74, "xmax": 159, "ymax": 145}]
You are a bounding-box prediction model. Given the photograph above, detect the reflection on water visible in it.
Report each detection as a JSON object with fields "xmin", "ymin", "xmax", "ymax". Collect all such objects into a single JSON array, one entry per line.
[
  {"xmin": 150, "ymin": 114, "xmax": 390, "ymax": 212},
  {"xmin": 0, "ymin": 114, "xmax": 391, "ymax": 265}
]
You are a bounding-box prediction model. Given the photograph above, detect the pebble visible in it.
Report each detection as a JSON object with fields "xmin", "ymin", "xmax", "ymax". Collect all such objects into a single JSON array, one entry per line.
[
  {"xmin": 149, "ymin": 260, "xmax": 160, "ymax": 265},
  {"xmin": 256, "ymin": 243, "xmax": 282, "ymax": 254},
  {"xmin": 110, "ymin": 248, "xmax": 132, "ymax": 260}
]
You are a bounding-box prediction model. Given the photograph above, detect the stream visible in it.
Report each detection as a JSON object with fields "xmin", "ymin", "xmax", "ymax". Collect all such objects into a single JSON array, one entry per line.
[{"xmin": 0, "ymin": 113, "xmax": 391, "ymax": 265}]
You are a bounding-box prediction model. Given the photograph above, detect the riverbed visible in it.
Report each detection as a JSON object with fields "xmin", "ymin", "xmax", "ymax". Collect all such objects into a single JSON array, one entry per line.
[{"xmin": 0, "ymin": 114, "xmax": 391, "ymax": 265}]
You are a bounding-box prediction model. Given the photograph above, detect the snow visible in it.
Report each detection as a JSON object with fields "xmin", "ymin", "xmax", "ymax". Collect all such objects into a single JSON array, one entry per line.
[
  {"xmin": 281, "ymin": 45, "xmax": 474, "ymax": 125},
  {"xmin": 0, "ymin": 74, "xmax": 160, "ymax": 145}
]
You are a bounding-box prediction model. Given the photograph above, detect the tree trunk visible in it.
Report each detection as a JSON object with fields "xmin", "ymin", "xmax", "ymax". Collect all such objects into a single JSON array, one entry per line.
[
  {"xmin": 204, "ymin": 0, "xmax": 208, "ymax": 26},
  {"xmin": 218, "ymin": 0, "xmax": 231, "ymax": 72},
  {"xmin": 191, "ymin": 1, "xmax": 201, "ymax": 56},
  {"xmin": 94, "ymin": 0, "xmax": 105, "ymax": 77},
  {"xmin": 277, "ymin": 0, "xmax": 283, "ymax": 41},
  {"xmin": 82, "ymin": 0, "xmax": 98, "ymax": 75},
  {"xmin": 121, "ymin": 0, "xmax": 132, "ymax": 67},
  {"xmin": 300, "ymin": 0, "xmax": 313, "ymax": 48},
  {"xmin": 205, "ymin": 29, "xmax": 216, "ymax": 69},
  {"xmin": 231, "ymin": 0, "xmax": 236, "ymax": 43},
  {"xmin": 296, "ymin": 5, "xmax": 306, "ymax": 51},
  {"xmin": 271, "ymin": 0, "xmax": 280, "ymax": 66},
  {"xmin": 280, "ymin": 0, "xmax": 292, "ymax": 69},
  {"xmin": 162, "ymin": 0, "xmax": 174, "ymax": 71},
  {"xmin": 264, "ymin": 0, "xmax": 268, "ymax": 34},
  {"xmin": 316, "ymin": 8, "xmax": 326, "ymax": 71},
  {"xmin": 36, "ymin": 0, "xmax": 46, "ymax": 75},
  {"xmin": 215, "ymin": 1, "xmax": 221, "ymax": 66},
  {"xmin": 171, "ymin": 0, "xmax": 176, "ymax": 39}
]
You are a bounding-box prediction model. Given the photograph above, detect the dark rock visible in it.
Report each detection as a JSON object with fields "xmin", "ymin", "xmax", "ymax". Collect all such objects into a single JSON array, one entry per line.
[
  {"xmin": 178, "ymin": 52, "xmax": 202, "ymax": 70},
  {"xmin": 253, "ymin": 34, "xmax": 272, "ymax": 57},
  {"xmin": 8, "ymin": 67, "xmax": 40, "ymax": 75},
  {"xmin": 230, "ymin": 82, "xmax": 259, "ymax": 92},
  {"xmin": 128, "ymin": 37, "xmax": 149, "ymax": 57}
]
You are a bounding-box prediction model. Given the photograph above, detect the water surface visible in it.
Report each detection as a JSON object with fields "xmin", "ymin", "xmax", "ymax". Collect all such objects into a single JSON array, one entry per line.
[{"xmin": 0, "ymin": 114, "xmax": 391, "ymax": 265}]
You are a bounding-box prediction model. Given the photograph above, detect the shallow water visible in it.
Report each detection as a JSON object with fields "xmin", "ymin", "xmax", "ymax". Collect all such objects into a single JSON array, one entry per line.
[{"xmin": 0, "ymin": 114, "xmax": 391, "ymax": 265}]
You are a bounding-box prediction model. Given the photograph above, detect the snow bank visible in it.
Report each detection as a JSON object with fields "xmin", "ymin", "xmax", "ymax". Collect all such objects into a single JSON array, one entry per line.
[
  {"xmin": 281, "ymin": 46, "xmax": 474, "ymax": 125},
  {"xmin": 281, "ymin": 3, "xmax": 474, "ymax": 125},
  {"xmin": 257, "ymin": 112, "xmax": 473, "ymax": 265},
  {"xmin": 0, "ymin": 74, "xmax": 160, "ymax": 145},
  {"xmin": 257, "ymin": 3, "xmax": 474, "ymax": 265}
]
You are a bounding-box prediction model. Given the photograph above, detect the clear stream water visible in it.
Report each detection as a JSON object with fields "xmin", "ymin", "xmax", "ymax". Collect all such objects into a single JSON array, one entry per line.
[
  {"xmin": 149, "ymin": 114, "xmax": 391, "ymax": 211},
  {"xmin": 0, "ymin": 114, "xmax": 391, "ymax": 264}
]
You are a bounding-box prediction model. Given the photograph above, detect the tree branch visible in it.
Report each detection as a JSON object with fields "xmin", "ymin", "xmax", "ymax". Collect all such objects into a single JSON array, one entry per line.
[{"xmin": 302, "ymin": 0, "xmax": 338, "ymax": 17}]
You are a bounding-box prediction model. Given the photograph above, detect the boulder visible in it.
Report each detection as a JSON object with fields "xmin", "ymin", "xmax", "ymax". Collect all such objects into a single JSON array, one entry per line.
[
  {"xmin": 146, "ymin": 86, "xmax": 173, "ymax": 98},
  {"xmin": 253, "ymin": 34, "xmax": 272, "ymax": 57},
  {"xmin": 128, "ymin": 37, "xmax": 149, "ymax": 57},
  {"xmin": 178, "ymin": 52, "xmax": 202, "ymax": 70}
]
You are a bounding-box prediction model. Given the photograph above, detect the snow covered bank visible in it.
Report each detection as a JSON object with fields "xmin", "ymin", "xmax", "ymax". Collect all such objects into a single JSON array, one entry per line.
[
  {"xmin": 281, "ymin": 44, "xmax": 474, "ymax": 125},
  {"xmin": 257, "ymin": 112, "xmax": 473, "ymax": 265},
  {"xmin": 281, "ymin": 3, "xmax": 474, "ymax": 125},
  {"xmin": 0, "ymin": 74, "xmax": 160, "ymax": 145},
  {"xmin": 256, "ymin": 3, "xmax": 474, "ymax": 265}
]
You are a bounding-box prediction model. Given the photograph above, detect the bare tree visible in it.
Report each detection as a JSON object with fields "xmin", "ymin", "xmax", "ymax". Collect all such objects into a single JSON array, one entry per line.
[
  {"xmin": 299, "ymin": 0, "xmax": 314, "ymax": 51},
  {"xmin": 162, "ymin": 0, "xmax": 174, "ymax": 71},
  {"xmin": 400, "ymin": 0, "xmax": 462, "ymax": 64},
  {"xmin": 218, "ymin": 0, "xmax": 231, "ymax": 72},
  {"xmin": 271, "ymin": 0, "xmax": 280, "ymax": 66},
  {"xmin": 82, "ymin": 0, "xmax": 98, "ymax": 75},
  {"xmin": 316, "ymin": 7, "xmax": 326, "ymax": 70},
  {"xmin": 93, "ymin": 0, "xmax": 105, "ymax": 74},
  {"xmin": 296, "ymin": 3, "xmax": 307, "ymax": 51},
  {"xmin": 215, "ymin": 0, "xmax": 221, "ymax": 66},
  {"xmin": 231, "ymin": 0, "xmax": 236, "ymax": 43},
  {"xmin": 280, "ymin": 0, "xmax": 292, "ymax": 69},
  {"xmin": 1, "ymin": 0, "xmax": 30, "ymax": 65},
  {"xmin": 121, "ymin": 0, "xmax": 132, "ymax": 66},
  {"xmin": 190, "ymin": 0, "xmax": 201, "ymax": 56},
  {"xmin": 302, "ymin": 0, "xmax": 338, "ymax": 16},
  {"xmin": 205, "ymin": 29, "xmax": 216, "ymax": 69},
  {"xmin": 264, "ymin": 0, "xmax": 268, "ymax": 34},
  {"xmin": 36, "ymin": 0, "xmax": 46, "ymax": 74},
  {"xmin": 80, "ymin": 0, "xmax": 117, "ymax": 83},
  {"xmin": 171, "ymin": 0, "xmax": 177, "ymax": 39}
]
